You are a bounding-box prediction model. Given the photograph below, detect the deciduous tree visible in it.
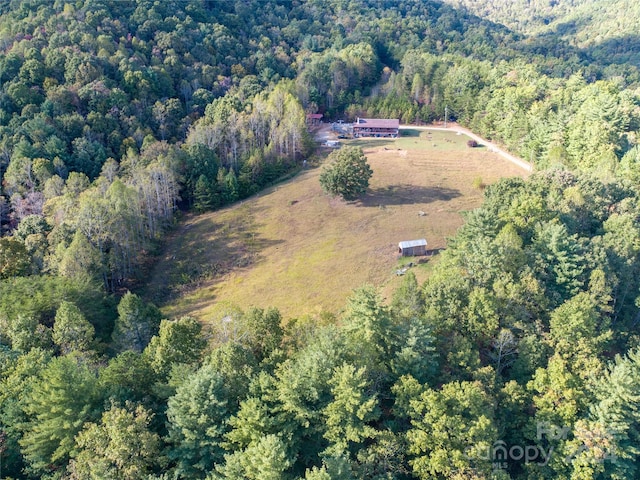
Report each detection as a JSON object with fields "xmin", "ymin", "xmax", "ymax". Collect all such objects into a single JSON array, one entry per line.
[
  {"xmin": 319, "ymin": 146, "xmax": 372, "ymax": 201},
  {"xmin": 0, "ymin": 238, "xmax": 31, "ymax": 279},
  {"xmin": 144, "ymin": 316, "xmax": 207, "ymax": 377},
  {"xmin": 69, "ymin": 402, "xmax": 162, "ymax": 480},
  {"xmin": 52, "ymin": 301, "xmax": 95, "ymax": 354}
]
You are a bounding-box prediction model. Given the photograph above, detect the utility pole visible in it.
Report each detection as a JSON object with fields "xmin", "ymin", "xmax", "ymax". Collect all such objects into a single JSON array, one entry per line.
[{"xmin": 444, "ymin": 105, "xmax": 448, "ymax": 128}]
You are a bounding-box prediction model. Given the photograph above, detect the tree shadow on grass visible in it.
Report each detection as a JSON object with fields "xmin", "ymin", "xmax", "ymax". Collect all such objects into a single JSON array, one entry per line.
[{"xmin": 357, "ymin": 184, "xmax": 461, "ymax": 207}]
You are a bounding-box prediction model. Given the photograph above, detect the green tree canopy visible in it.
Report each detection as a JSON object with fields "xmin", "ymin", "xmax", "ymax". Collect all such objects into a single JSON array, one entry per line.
[
  {"xmin": 319, "ymin": 146, "xmax": 373, "ymax": 201},
  {"xmin": 144, "ymin": 316, "xmax": 207, "ymax": 378},
  {"xmin": 322, "ymin": 363, "xmax": 380, "ymax": 458},
  {"xmin": 69, "ymin": 401, "xmax": 162, "ymax": 480},
  {"xmin": 52, "ymin": 300, "xmax": 95, "ymax": 355},
  {"xmin": 19, "ymin": 354, "xmax": 100, "ymax": 474},
  {"xmin": 166, "ymin": 363, "xmax": 232, "ymax": 478},
  {"xmin": 406, "ymin": 380, "xmax": 497, "ymax": 479},
  {"xmin": 213, "ymin": 434, "xmax": 293, "ymax": 480},
  {"xmin": 111, "ymin": 292, "xmax": 161, "ymax": 354},
  {"xmin": 0, "ymin": 238, "xmax": 31, "ymax": 279}
]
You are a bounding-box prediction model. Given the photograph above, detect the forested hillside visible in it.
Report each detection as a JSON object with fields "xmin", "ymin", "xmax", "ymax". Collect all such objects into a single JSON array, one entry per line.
[
  {"xmin": 442, "ymin": 0, "xmax": 640, "ymax": 67},
  {"xmin": 353, "ymin": 54, "xmax": 640, "ymax": 173},
  {"xmin": 0, "ymin": 0, "xmax": 528, "ymax": 288},
  {"xmin": 2, "ymin": 0, "xmax": 640, "ymax": 478}
]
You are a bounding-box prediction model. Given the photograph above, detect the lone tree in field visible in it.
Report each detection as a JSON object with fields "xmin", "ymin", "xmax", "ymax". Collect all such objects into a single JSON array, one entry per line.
[{"xmin": 319, "ymin": 146, "xmax": 373, "ymax": 200}]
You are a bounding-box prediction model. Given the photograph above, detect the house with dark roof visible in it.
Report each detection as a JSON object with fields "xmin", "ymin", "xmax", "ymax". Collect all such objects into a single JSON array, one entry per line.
[{"xmin": 353, "ymin": 118, "xmax": 399, "ymax": 138}]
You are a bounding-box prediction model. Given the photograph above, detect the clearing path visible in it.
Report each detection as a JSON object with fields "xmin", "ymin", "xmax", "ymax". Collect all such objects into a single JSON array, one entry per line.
[{"xmin": 401, "ymin": 124, "xmax": 533, "ymax": 172}]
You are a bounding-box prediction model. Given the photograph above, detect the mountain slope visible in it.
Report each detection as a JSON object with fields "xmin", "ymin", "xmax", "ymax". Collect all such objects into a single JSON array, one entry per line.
[{"xmin": 442, "ymin": 0, "xmax": 640, "ymax": 66}]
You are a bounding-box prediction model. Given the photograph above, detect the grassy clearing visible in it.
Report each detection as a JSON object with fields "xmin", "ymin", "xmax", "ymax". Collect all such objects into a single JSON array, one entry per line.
[
  {"xmin": 145, "ymin": 130, "xmax": 526, "ymax": 323},
  {"xmin": 349, "ymin": 129, "xmax": 472, "ymax": 153}
]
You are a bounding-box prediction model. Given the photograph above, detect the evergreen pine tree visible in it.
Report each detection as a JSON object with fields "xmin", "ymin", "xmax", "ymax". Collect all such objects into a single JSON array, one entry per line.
[
  {"xmin": 19, "ymin": 355, "xmax": 100, "ymax": 473},
  {"xmin": 322, "ymin": 363, "xmax": 380, "ymax": 458},
  {"xmin": 225, "ymin": 168, "xmax": 239, "ymax": 203},
  {"xmin": 572, "ymin": 348, "xmax": 640, "ymax": 479},
  {"xmin": 193, "ymin": 174, "xmax": 214, "ymax": 213},
  {"xmin": 166, "ymin": 363, "xmax": 231, "ymax": 478},
  {"xmin": 111, "ymin": 292, "xmax": 161, "ymax": 353}
]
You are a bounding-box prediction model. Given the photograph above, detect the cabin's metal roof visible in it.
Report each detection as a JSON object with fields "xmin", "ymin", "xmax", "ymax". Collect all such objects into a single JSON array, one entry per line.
[
  {"xmin": 354, "ymin": 118, "xmax": 400, "ymax": 129},
  {"xmin": 398, "ymin": 239, "xmax": 427, "ymax": 249}
]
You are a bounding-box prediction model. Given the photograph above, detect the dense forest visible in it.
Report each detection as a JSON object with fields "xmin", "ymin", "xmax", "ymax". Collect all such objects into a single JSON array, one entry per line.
[
  {"xmin": 2, "ymin": 0, "xmax": 640, "ymax": 479},
  {"xmin": 442, "ymin": 0, "xmax": 640, "ymax": 67}
]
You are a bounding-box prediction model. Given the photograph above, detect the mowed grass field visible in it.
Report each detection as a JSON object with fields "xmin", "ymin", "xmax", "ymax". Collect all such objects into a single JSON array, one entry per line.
[{"xmin": 145, "ymin": 128, "xmax": 526, "ymax": 323}]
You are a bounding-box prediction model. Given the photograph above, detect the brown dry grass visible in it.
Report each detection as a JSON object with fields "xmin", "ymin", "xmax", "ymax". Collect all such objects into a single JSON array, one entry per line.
[{"xmin": 145, "ymin": 130, "xmax": 526, "ymax": 323}]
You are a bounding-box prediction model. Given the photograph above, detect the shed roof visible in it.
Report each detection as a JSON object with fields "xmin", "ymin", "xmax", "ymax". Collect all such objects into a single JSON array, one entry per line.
[
  {"xmin": 307, "ymin": 113, "xmax": 323, "ymax": 119},
  {"xmin": 399, "ymin": 239, "xmax": 427, "ymax": 249},
  {"xmin": 354, "ymin": 118, "xmax": 400, "ymax": 129}
]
